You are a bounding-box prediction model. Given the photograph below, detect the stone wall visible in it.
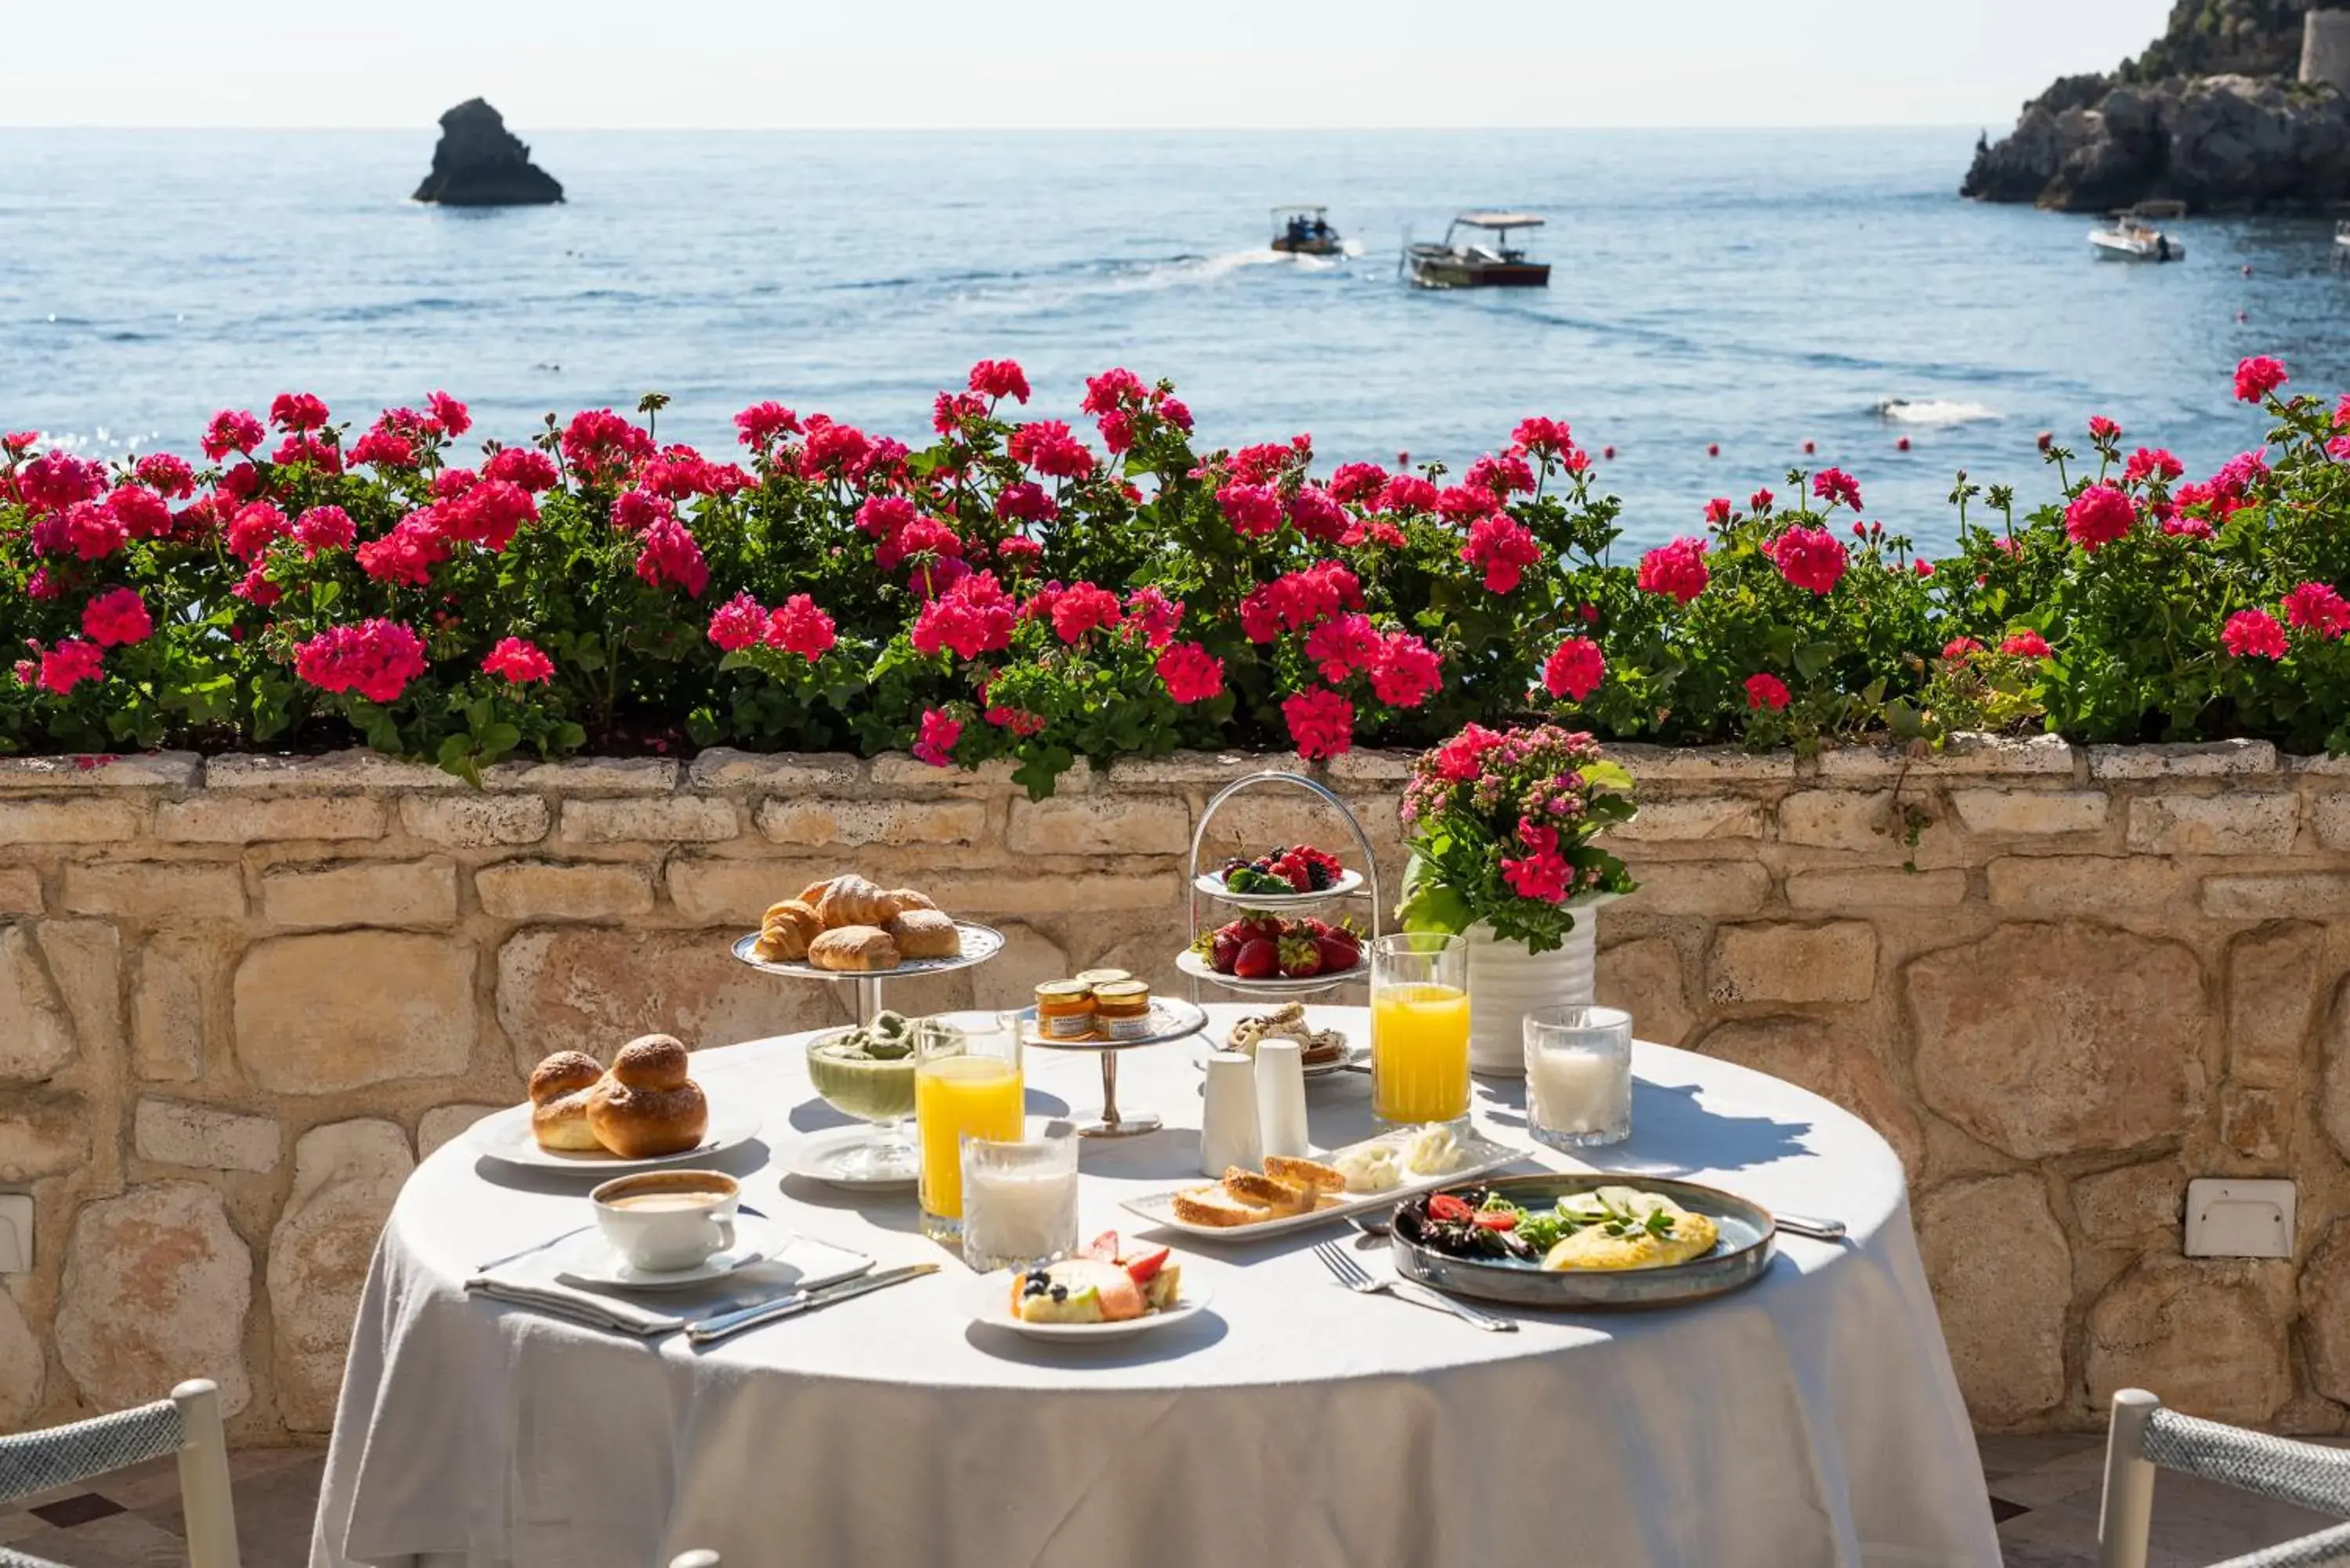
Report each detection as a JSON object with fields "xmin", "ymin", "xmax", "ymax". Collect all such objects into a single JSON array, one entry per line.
[{"xmin": 4, "ymin": 736, "xmax": 2349, "ymax": 1442}]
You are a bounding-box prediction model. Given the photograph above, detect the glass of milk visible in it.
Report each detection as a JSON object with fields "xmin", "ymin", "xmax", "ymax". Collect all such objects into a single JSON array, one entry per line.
[
  {"xmin": 960, "ymin": 1120, "xmax": 1080, "ymax": 1273},
  {"xmin": 1524, "ymin": 1006, "xmax": 1634, "ymax": 1150}
]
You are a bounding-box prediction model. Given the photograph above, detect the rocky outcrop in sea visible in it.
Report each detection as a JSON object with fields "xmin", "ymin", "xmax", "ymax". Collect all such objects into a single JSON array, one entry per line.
[
  {"xmin": 412, "ymin": 99, "xmax": 563, "ymax": 207},
  {"xmin": 1962, "ymin": 72, "xmax": 2350, "ymax": 211}
]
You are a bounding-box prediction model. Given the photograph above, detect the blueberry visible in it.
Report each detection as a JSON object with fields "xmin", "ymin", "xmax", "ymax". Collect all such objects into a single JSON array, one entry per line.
[{"xmin": 1050, "ymin": 1284, "xmax": 1067, "ymax": 1303}]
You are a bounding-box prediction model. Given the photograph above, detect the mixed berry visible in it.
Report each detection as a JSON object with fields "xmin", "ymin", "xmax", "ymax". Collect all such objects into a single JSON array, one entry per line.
[{"xmin": 1216, "ymin": 844, "xmax": 1344, "ymax": 896}]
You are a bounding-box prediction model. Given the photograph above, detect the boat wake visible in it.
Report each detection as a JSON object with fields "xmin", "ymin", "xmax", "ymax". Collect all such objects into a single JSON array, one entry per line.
[{"xmin": 1875, "ymin": 397, "xmax": 1999, "ymax": 426}]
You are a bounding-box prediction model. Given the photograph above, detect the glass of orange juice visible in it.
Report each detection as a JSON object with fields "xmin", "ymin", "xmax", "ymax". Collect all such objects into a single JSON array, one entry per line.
[
  {"xmin": 914, "ymin": 1011, "xmax": 1025, "ymax": 1245},
  {"xmin": 1370, "ymin": 933, "xmax": 1471, "ymax": 1127}
]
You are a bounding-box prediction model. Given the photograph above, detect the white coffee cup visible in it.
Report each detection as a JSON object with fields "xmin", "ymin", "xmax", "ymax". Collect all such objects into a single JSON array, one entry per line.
[{"xmin": 589, "ymin": 1169, "xmax": 739, "ymax": 1272}]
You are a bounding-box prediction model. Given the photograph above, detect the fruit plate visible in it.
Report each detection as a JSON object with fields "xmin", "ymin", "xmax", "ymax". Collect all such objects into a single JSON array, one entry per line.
[
  {"xmin": 468, "ymin": 1100, "xmax": 763, "ymax": 1176},
  {"xmin": 1175, "ymin": 948, "xmax": 1361, "ymax": 996},
  {"xmin": 1017, "ymin": 997, "xmax": 1209, "ymax": 1052},
  {"xmin": 962, "ymin": 1271, "xmax": 1214, "ymax": 1342},
  {"xmin": 1191, "ymin": 868, "xmax": 1365, "ymax": 907},
  {"xmin": 1388, "ymin": 1173, "xmax": 1777, "ymax": 1310},
  {"xmin": 730, "ymin": 922, "xmax": 1005, "ymax": 980},
  {"xmin": 1119, "ymin": 1130, "xmax": 1528, "ymax": 1241}
]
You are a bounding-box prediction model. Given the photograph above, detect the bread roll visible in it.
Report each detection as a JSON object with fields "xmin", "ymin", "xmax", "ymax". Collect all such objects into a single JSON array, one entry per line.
[
  {"xmin": 586, "ymin": 1035, "xmax": 708, "ymax": 1158},
  {"xmin": 815, "ymin": 873, "xmax": 897, "ymax": 929},
  {"xmin": 884, "ymin": 909, "xmax": 960, "ymax": 960},
  {"xmin": 528, "ymin": 1051, "xmax": 606, "ymax": 1151},
  {"xmin": 808, "ymin": 924, "xmax": 901, "ymax": 972}
]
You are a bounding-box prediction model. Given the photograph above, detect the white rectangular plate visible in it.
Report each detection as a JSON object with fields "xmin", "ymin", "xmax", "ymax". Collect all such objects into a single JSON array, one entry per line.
[{"xmin": 1119, "ymin": 1132, "xmax": 1530, "ymax": 1241}]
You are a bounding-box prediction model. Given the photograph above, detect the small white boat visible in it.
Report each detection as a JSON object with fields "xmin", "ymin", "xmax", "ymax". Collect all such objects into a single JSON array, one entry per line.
[
  {"xmin": 2090, "ymin": 202, "xmax": 2186, "ymax": 262},
  {"xmin": 2334, "ymin": 219, "xmax": 2350, "ymax": 264}
]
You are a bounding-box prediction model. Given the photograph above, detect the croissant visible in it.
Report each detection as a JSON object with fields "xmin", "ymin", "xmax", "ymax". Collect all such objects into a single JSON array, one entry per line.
[
  {"xmin": 815, "ymin": 873, "xmax": 898, "ymax": 929},
  {"xmin": 886, "ymin": 887, "xmax": 938, "ymax": 913},
  {"xmin": 755, "ymin": 898, "xmax": 824, "ymax": 961}
]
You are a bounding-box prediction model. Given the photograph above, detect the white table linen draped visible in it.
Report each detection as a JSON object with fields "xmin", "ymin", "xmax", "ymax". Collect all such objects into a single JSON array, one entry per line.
[{"xmin": 309, "ymin": 1006, "xmax": 2000, "ymax": 1568}]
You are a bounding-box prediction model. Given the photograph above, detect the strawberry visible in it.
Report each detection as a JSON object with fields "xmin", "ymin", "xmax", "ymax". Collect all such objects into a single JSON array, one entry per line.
[
  {"xmin": 1231, "ymin": 912, "xmax": 1283, "ymax": 945},
  {"xmin": 1120, "ymin": 1245, "xmax": 1171, "ymax": 1285},
  {"xmin": 1296, "ymin": 916, "xmax": 1335, "ymax": 940},
  {"xmin": 1270, "ymin": 851, "xmax": 1314, "ymax": 893},
  {"xmin": 1234, "ymin": 938, "xmax": 1280, "ymax": 981},
  {"xmin": 1278, "ymin": 935, "xmax": 1323, "ymax": 978},
  {"xmin": 1314, "ymin": 934, "xmax": 1358, "ymax": 974},
  {"xmin": 1082, "ymin": 1230, "xmax": 1122, "ymax": 1261},
  {"xmin": 1211, "ymin": 929, "xmax": 1243, "ymax": 974}
]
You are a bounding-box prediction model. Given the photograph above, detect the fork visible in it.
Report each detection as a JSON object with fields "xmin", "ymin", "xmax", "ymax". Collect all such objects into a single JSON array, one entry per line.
[{"xmin": 1312, "ymin": 1241, "xmax": 1517, "ymax": 1331}]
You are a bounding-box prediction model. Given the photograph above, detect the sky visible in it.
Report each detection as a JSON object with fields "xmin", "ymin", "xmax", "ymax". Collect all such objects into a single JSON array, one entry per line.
[{"xmin": 5, "ymin": 1, "xmax": 2176, "ymax": 130}]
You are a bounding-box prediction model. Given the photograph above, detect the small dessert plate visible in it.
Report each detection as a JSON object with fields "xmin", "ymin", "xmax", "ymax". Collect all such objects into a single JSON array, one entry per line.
[
  {"xmin": 551, "ymin": 1216, "xmax": 777, "ymax": 1292},
  {"xmin": 781, "ymin": 1127, "xmax": 920, "ymax": 1190},
  {"xmin": 962, "ymin": 1272, "xmax": 1214, "ymax": 1342}
]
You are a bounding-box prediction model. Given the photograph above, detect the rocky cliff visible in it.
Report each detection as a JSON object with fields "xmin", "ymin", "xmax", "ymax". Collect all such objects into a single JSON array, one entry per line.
[
  {"xmin": 412, "ymin": 98, "xmax": 563, "ymax": 207},
  {"xmin": 1964, "ymin": 0, "xmax": 2350, "ymax": 210}
]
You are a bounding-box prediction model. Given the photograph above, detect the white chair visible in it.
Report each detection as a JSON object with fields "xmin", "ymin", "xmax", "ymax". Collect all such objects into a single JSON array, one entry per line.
[
  {"xmin": 0, "ymin": 1378, "xmax": 240, "ymax": 1568},
  {"xmin": 2099, "ymin": 1387, "xmax": 2350, "ymax": 1568}
]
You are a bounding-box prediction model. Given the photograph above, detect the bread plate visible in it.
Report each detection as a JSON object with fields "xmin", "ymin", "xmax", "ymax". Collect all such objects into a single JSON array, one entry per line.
[
  {"xmin": 730, "ymin": 921, "xmax": 1006, "ymax": 981},
  {"xmin": 1389, "ymin": 1172, "xmax": 1777, "ymax": 1310},
  {"xmin": 1174, "ymin": 948, "xmax": 1361, "ymax": 997},
  {"xmin": 1119, "ymin": 1131, "xmax": 1526, "ymax": 1241},
  {"xmin": 962, "ymin": 1271, "xmax": 1214, "ymax": 1342},
  {"xmin": 468, "ymin": 1100, "xmax": 763, "ymax": 1175},
  {"xmin": 1017, "ymin": 997, "xmax": 1209, "ymax": 1052},
  {"xmin": 1191, "ymin": 867, "xmax": 1365, "ymax": 908}
]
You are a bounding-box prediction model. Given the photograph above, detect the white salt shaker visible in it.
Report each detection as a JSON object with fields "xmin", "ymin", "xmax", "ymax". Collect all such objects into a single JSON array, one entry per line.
[
  {"xmin": 1199, "ymin": 1051, "xmax": 1263, "ymax": 1177},
  {"xmin": 1253, "ymin": 1039, "xmax": 1310, "ymax": 1160}
]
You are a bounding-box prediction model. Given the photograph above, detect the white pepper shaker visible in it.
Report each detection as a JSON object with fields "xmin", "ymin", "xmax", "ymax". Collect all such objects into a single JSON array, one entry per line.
[
  {"xmin": 1199, "ymin": 1051, "xmax": 1263, "ymax": 1177},
  {"xmin": 1253, "ymin": 1038, "xmax": 1311, "ymax": 1160}
]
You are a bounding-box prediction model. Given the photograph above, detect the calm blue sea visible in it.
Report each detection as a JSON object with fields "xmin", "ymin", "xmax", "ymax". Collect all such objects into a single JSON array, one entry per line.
[{"xmin": 5, "ymin": 127, "xmax": 2348, "ymax": 551}]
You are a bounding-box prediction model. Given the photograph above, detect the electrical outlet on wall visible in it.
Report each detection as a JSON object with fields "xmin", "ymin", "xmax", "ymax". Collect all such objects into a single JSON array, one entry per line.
[
  {"xmin": 2184, "ymin": 1179, "xmax": 2294, "ymax": 1259},
  {"xmin": 0, "ymin": 1194, "xmax": 30, "ymax": 1274}
]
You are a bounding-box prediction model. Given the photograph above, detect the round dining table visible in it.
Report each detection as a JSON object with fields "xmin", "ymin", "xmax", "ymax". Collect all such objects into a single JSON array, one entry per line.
[{"xmin": 309, "ymin": 1004, "xmax": 2001, "ymax": 1568}]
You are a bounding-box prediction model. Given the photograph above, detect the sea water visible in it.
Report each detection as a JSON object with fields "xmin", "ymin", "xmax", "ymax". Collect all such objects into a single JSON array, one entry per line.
[{"xmin": 6, "ymin": 125, "xmax": 2347, "ymax": 551}]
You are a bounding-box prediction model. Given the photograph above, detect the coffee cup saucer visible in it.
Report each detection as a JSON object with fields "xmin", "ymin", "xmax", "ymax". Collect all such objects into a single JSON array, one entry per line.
[{"xmin": 553, "ymin": 1215, "xmax": 777, "ymax": 1292}]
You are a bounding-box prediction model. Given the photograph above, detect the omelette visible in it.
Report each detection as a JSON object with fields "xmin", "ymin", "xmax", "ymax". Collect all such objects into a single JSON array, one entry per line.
[{"xmin": 1538, "ymin": 1187, "xmax": 1721, "ymax": 1272}]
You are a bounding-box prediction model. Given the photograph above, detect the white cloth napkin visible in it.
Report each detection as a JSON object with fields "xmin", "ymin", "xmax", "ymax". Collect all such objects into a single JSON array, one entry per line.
[{"xmin": 465, "ymin": 1230, "xmax": 872, "ymax": 1337}]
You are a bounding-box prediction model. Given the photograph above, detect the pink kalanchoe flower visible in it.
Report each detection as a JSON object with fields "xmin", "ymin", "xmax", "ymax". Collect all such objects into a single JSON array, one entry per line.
[
  {"xmin": 1811, "ymin": 468, "xmax": 1862, "ymax": 511},
  {"xmin": 1744, "ymin": 673, "xmax": 1791, "ymax": 712},
  {"xmin": 1766, "ymin": 526, "xmax": 1849, "ymax": 594},
  {"xmin": 2285, "ymin": 583, "xmax": 2350, "ymax": 640},
  {"xmin": 968, "ymin": 359, "xmax": 1032, "ymax": 403},
  {"xmin": 1156, "ymin": 641, "xmax": 1225, "ymax": 704},
  {"xmin": 2063, "ymin": 483, "xmax": 2136, "ymax": 551},
  {"xmin": 707, "ymin": 591, "xmax": 767, "ymax": 652},
  {"xmin": 81, "ymin": 589, "xmax": 152, "ymax": 648},
  {"xmin": 1368, "ymin": 631, "xmax": 1441, "ymax": 708},
  {"xmin": 425, "ymin": 392, "xmax": 472, "ymax": 437},
  {"xmin": 1281, "ymin": 688, "xmax": 1355, "ymax": 760},
  {"xmin": 481, "ymin": 637, "xmax": 555, "ymax": 685},
  {"xmin": 911, "ymin": 708, "xmax": 963, "ymax": 768},
  {"xmin": 37, "ymin": 638, "xmax": 106, "ymax": 694},
  {"xmin": 1461, "ymin": 514, "xmax": 1542, "ymax": 594},
  {"xmin": 201, "ymin": 409, "xmax": 264, "ymax": 461},
  {"xmin": 2222, "ymin": 609, "xmax": 2289, "ymax": 659},
  {"xmin": 2000, "ymin": 629, "xmax": 2052, "ymax": 659},
  {"xmin": 2234, "ymin": 356, "xmax": 2289, "ymax": 404},
  {"xmin": 1636, "ymin": 537, "xmax": 1711, "ymax": 604},
  {"xmin": 1500, "ymin": 822, "xmax": 1572, "ymax": 904},
  {"xmin": 1049, "ymin": 582, "xmax": 1123, "ymax": 645},
  {"xmin": 1542, "ymin": 636, "xmax": 1606, "ymax": 702},
  {"xmin": 766, "ymin": 594, "xmax": 837, "ymax": 659},
  {"xmin": 1217, "ymin": 482, "xmax": 1284, "ymax": 538},
  {"xmin": 292, "ymin": 619, "xmax": 428, "ymax": 704}
]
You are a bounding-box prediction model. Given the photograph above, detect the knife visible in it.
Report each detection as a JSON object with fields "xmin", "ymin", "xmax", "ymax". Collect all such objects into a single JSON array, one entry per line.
[{"xmin": 685, "ymin": 1263, "xmax": 938, "ymax": 1344}]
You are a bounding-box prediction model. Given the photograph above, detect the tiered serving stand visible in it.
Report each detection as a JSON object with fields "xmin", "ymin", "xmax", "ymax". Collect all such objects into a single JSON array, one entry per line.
[
  {"xmin": 1179, "ymin": 770, "xmax": 1383, "ymax": 1017},
  {"xmin": 1017, "ymin": 997, "xmax": 1210, "ymax": 1140}
]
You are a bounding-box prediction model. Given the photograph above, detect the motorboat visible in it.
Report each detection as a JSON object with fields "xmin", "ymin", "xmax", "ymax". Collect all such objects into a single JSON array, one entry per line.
[
  {"xmin": 1271, "ymin": 205, "xmax": 1343, "ymax": 256},
  {"xmin": 2334, "ymin": 219, "xmax": 2350, "ymax": 264},
  {"xmin": 1402, "ymin": 211, "xmax": 1550, "ymax": 288},
  {"xmin": 2089, "ymin": 201, "xmax": 2187, "ymax": 262}
]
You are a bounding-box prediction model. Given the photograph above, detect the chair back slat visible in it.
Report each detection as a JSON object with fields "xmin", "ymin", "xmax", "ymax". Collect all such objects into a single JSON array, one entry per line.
[
  {"xmin": 0, "ymin": 1400, "xmax": 182, "ymax": 1506},
  {"xmin": 2204, "ymin": 1519, "xmax": 2350, "ymax": 1568},
  {"xmin": 2143, "ymin": 1409, "xmax": 2350, "ymax": 1520}
]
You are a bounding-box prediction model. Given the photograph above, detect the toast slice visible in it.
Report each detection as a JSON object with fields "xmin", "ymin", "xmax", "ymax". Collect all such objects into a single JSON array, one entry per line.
[
  {"xmin": 1263, "ymin": 1154, "xmax": 1347, "ymax": 1194},
  {"xmin": 1220, "ymin": 1168, "xmax": 1314, "ymax": 1216},
  {"xmin": 1170, "ymin": 1185, "xmax": 1275, "ymax": 1228}
]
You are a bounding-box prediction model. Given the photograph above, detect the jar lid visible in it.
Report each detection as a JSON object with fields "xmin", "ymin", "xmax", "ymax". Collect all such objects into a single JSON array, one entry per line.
[
  {"xmin": 1072, "ymin": 968, "xmax": 1132, "ymax": 987},
  {"xmin": 1035, "ymin": 980, "xmax": 1094, "ymax": 1002},
  {"xmin": 1093, "ymin": 980, "xmax": 1151, "ymax": 1004}
]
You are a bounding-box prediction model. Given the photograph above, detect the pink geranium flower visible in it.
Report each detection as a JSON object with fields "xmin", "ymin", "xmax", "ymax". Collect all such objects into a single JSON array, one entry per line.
[
  {"xmin": 1282, "ymin": 688, "xmax": 1354, "ymax": 759},
  {"xmin": 1636, "ymin": 537, "xmax": 1710, "ymax": 604},
  {"xmin": 81, "ymin": 588, "xmax": 153, "ymax": 647},
  {"xmin": 768, "ymin": 595, "xmax": 837, "ymax": 659},
  {"xmin": 293, "ymin": 619, "xmax": 428, "ymax": 704},
  {"xmin": 2284, "ymin": 582, "xmax": 2350, "ymax": 640},
  {"xmin": 1766, "ymin": 526, "xmax": 1849, "ymax": 594},
  {"xmin": 2064, "ymin": 483, "xmax": 2135, "ymax": 551},
  {"xmin": 1156, "ymin": 642, "xmax": 1225, "ymax": 704},
  {"xmin": 912, "ymin": 708, "xmax": 962, "ymax": 767},
  {"xmin": 1542, "ymin": 636, "xmax": 1606, "ymax": 702},
  {"xmin": 36, "ymin": 639, "xmax": 106, "ymax": 694},
  {"xmin": 481, "ymin": 637, "xmax": 555, "ymax": 685},
  {"xmin": 2235, "ymin": 356, "xmax": 2288, "ymax": 403},
  {"xmin": 1460, "ymin": 515, "xmax": 1542, "ymax": 594},
  {"xmin": 2000, "ymin": 630, "xmax": 2052, "ymax": 659},
  {"xmin": 2222, "ymin": 609, "xmax": 2289, "ymax": 659},
  {"xmin": 1743, "ymin": 673, "xmax": 1791, "ymax": 712}
]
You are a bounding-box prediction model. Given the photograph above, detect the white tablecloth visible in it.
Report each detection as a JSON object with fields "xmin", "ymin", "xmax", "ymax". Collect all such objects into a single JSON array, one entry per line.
[{"xmin": 310, "ymin": 1005, "xmax": 2000, "ymax": 1568}]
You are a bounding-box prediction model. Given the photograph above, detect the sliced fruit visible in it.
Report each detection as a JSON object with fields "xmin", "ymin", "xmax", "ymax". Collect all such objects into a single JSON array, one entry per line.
[
  {"xmin": 1120, "ymin": 1245, "xmax": 1171, "ymax": 1286},
  {"xmin": 1234, "ymin": 938, "xmax": 1280, "ymax": 981},
  {"xmin": 1082, "ymin": 1230, "xmax": 1121, "ymax": 1261}
]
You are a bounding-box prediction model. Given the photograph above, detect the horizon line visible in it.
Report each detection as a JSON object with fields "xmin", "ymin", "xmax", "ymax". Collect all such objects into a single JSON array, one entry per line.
[{"xmin": 0, "ymin": 121, "xmax": 1995, "ymax": 135}]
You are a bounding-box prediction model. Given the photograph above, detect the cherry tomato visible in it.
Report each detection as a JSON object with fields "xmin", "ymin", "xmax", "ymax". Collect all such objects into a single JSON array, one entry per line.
[
  {"xmin": 1426, "ymin": 1194, "xmax": 1473, "ymax": 1223},
  {"xmin": 1470, "ymin": 1210, "xmax": 1518, "ymax": 1231}
]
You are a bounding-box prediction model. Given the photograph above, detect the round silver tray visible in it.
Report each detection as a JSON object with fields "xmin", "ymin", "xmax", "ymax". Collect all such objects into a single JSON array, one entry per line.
[
  {"xmin": 729, "ymin": 921, "xmax": 1004, "ymax": 980},
  {"xmin": 1389, "ymin": 1172, "xmax": 1777, "ymax": 1310}
]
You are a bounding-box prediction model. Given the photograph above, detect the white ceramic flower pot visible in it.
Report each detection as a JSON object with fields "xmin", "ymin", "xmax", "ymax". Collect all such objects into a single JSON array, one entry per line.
[{"xmin": 1463, "ymin": 901, "xmax": 1607, "ymax": 1077}]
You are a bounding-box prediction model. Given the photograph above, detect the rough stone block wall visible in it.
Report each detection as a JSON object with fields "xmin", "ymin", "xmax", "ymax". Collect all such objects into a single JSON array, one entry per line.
[{"xmin": 2, "ymin": 736, "xmax": 2347, "ymax": 1442}]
